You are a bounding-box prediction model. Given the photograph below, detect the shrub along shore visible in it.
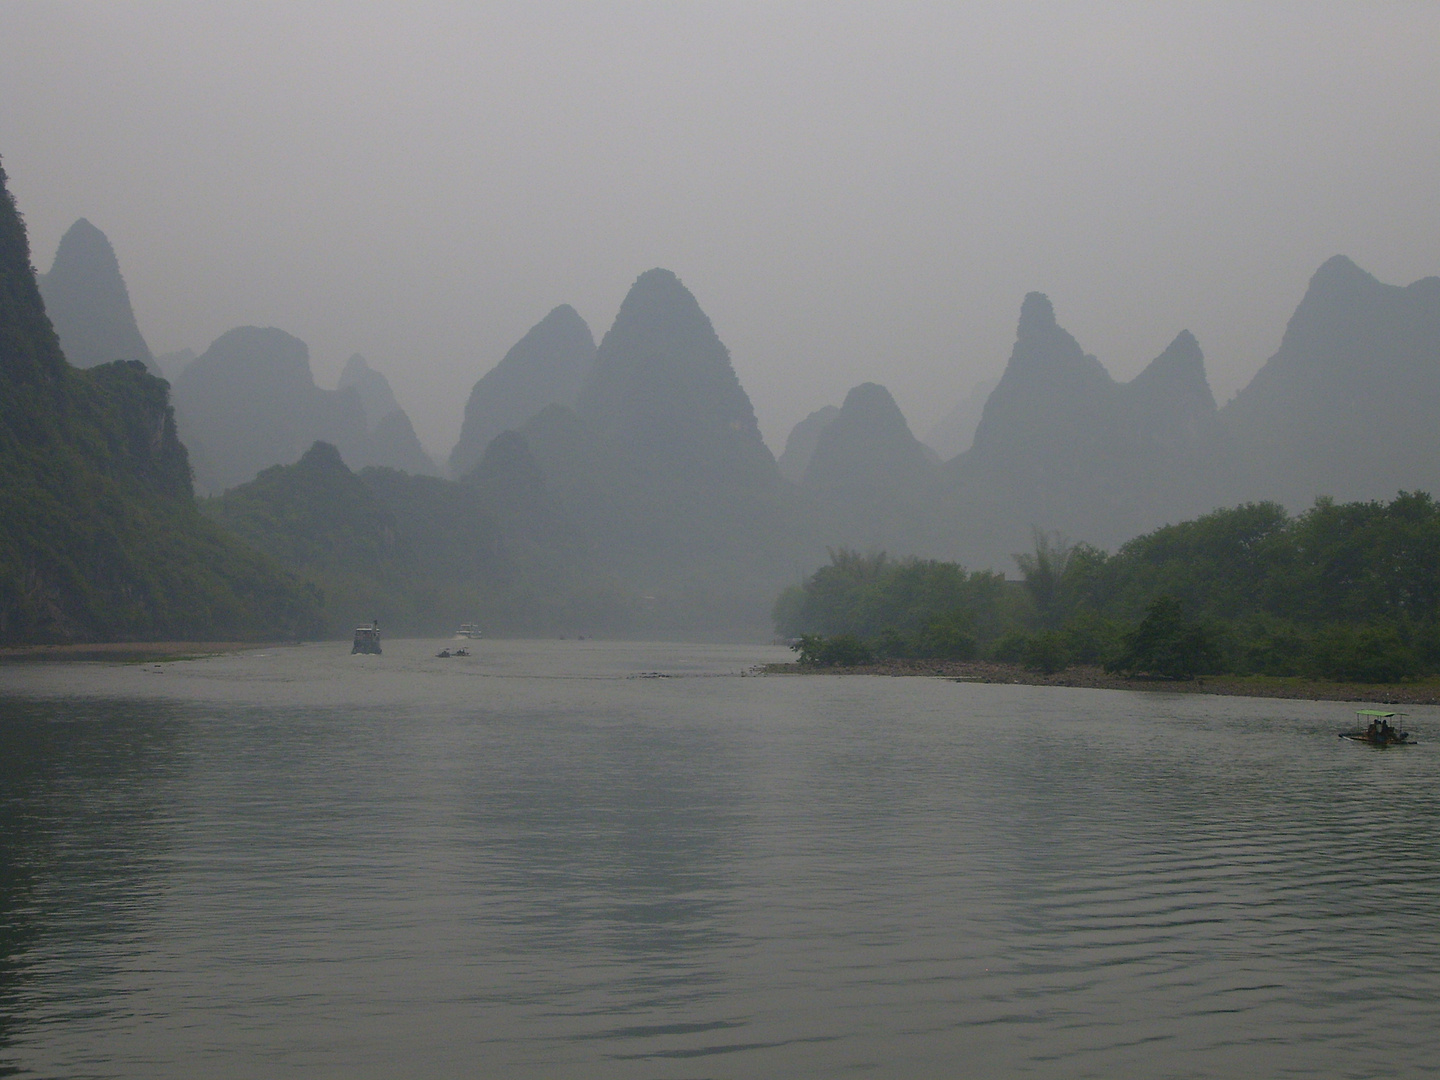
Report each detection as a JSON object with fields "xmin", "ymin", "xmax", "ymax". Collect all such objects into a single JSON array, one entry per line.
[{"xmin": 773, "ymin": 494, "xmax": 1440, "ymax": 694}]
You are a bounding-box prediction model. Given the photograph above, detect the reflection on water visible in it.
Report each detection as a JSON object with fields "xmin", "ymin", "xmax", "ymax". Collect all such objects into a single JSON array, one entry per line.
[{"xmin": 1, "ymin": 640, "xmax": 1438, "ymax": 1078}]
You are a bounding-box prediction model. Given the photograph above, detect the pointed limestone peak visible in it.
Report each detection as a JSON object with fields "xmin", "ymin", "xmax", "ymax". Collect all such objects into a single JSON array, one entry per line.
[
  {"xmin": 37, "ymin": 217, "xmax": 157, "ymax": 372},
  {"xmin": 1005, "ymin": 291, "xmax": 1109, "ymax": 384},
  {"xmin": 579, "ymin": 268, "xmax": 770, "ymax": 469},
  {"xmin": 338, "ymin": 353, "xmax": 402, "ymax": 427},
  {"xmin": 804, "ymin": 381, "xmax": 933, "ymax": 491},
  {"xmin": 1017, "ymin": 291, "xmax": 1057, "ymax": 338},
  {"xmin": 1127, "ymin": 330, "xmax": 1216, "ymax": 411},
  {"xmin": 1307, "ymin": 254, "xmax": 1378, "ymax": 297},
  {"xmin": 48, "ymin": 218, "xmax": 118, "ymax": 280},
  {"xmin": 448, "ymin": 304, "xmax": 596, "ymax": 478}
]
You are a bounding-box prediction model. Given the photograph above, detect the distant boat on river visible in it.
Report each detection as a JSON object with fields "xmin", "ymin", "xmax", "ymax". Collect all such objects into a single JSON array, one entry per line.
[{"xmin": 352, "ymin": 622, "xmax": 381, "ymax": 655}]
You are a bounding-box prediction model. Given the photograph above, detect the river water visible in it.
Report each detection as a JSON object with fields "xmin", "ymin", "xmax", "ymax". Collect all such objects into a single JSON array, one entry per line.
[{"xmin": 1, "ymin": 639, "xmax": 1437, "ymax": 1079}]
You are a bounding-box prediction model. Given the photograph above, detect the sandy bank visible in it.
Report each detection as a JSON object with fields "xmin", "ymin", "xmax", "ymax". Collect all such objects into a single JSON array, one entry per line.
[
  {"xmin": 759, "ymin": 659, "xmax": 1440, "ymax": 706},
  {"xmin": 0, "ymin": 641, "xmax": 281, "ymax": 663}
]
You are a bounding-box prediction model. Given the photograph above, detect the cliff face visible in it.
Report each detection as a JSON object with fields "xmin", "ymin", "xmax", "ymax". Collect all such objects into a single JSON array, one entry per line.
[
  {"xmin": 0, "ymin": 161, "xmax": 320, "ymax": 643},
  {"xmin": 37, "ymin": 218, "xmax": 159, "ymax": 374},
  {"xmin": 1223, "ymin": 256, "xmax": 1440, "ymax": 507},
  {"xmin": 449, "ymin": 305, "xmax": 595, "ymax": 478}
]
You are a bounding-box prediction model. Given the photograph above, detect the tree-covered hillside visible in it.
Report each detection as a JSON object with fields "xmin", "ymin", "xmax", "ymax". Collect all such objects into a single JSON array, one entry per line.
[{"xmin": 0, "ymin": 158, "xmax": 322, "ymax": 643}]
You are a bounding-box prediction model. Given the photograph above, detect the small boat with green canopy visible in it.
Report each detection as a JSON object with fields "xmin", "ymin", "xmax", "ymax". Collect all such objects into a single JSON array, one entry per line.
[{"xmin": 1339, "ymin": 710, "xmax": 1413, "ymax": 747}]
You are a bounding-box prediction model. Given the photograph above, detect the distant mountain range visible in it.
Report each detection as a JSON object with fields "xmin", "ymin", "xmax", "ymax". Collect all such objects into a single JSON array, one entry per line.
[
  {"xmin": 785, "ymin": 257, "xmax": 1440, "ymax": 567},
  {"xmin": 171, "ymin": 327, "xmax": 436, "ymax": 493},
  {"xmin": 10, "ymin": 162, "xmax": 1440, "ymax": 641},
  {"xmin": 37, "ymin": 220, "xmax": 437, "ymax": 493}
]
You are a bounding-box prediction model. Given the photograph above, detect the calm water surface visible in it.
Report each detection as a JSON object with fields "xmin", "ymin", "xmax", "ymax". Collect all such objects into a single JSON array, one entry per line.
[{"xmin": 1, "ymin": 639, "xmax": 1438, "ymax": 1078}]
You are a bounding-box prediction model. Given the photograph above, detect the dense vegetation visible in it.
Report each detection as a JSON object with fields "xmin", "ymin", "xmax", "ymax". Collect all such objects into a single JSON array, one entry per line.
[
  {"xmin": 0, "ymin": 159, "xmax": 323, "ymax": 643},
  {"xmin": 775, "ymin": 493, "xmax": 1440, "ymax": 682}
]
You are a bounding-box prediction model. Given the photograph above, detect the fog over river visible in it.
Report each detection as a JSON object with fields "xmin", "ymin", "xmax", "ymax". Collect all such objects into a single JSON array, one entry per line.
[{"xmin": 2, "ymin": 641, "xmax": 1438, "ymax": 1078}]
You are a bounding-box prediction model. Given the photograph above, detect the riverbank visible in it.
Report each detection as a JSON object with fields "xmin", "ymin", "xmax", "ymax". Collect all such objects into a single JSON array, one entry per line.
[
  {"xmin": 759, "ymin": 658, "xmax": 1440, "ymax": 705},
  {"xmin": 0, "ymin": 641, "xmax": 279, "ymax": 663}
]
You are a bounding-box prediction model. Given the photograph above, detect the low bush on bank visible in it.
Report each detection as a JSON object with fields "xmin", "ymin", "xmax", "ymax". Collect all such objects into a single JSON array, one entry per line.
[{"xmin": 793, "ymin": 633, "xmax": 874, "ymax": 668}]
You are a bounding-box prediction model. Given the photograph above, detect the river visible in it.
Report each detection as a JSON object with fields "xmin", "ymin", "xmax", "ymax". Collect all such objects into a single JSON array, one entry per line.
[{"xmin": 1, "ymin": 639, "xmax": 1437, "ymax": 1078}]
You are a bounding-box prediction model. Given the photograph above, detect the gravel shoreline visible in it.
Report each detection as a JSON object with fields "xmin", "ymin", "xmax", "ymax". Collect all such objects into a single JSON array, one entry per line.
[{"xmin": 759, "ymin": 659, "xmax": 1440, "ymax": 705}]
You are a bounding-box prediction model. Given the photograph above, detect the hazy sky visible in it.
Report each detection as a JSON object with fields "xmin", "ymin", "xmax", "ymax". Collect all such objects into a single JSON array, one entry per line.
[{"xmin": 3, "ymin": 1, "xmax": 1438, "ymax": 456}]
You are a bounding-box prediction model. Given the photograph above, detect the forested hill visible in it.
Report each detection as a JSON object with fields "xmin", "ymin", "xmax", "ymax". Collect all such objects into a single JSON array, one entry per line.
[{"xmin": 0, "ymin": 159, "xmax": 322, "ymax": 643}]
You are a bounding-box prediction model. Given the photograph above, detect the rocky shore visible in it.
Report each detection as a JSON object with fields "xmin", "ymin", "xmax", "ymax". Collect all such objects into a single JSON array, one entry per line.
[{"xmin": 759, "ymin": 658, "xmax": 1440, "ymax": 706}]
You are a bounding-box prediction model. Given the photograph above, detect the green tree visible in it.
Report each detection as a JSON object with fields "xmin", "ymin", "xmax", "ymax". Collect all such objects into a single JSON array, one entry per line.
[{"xmin": 1108, "ymin": 596, "xmax": 1220, "ymax": 679}]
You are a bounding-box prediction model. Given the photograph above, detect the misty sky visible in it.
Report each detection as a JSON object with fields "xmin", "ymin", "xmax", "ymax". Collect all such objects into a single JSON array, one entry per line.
[{"xmin": 2, "ymin": 1, "xmax": 1438, "ymax": 456}]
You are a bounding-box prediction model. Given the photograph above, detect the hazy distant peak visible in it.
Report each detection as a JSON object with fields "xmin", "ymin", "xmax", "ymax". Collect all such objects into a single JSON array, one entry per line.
[
  {"xmin": 298, "ymin": 440, "xmax": 350, "ymax": 473},
  {"xmin": 803, "ymin": 380, "xmax": 933, "ymax": 493},
  {"xmin": 840, "ymin": 381, "xmax": 906, "ymax": 419},
  {"xmin": 37, "ymin": 217, "xmax": 158, "ymax": 373},
  {"xmin": 515, "ymin": 303, "xmax": 595, "ymax": 358},
  {"xmin": 602, "ymin": 268, "xmax": 712, "ymax": 345},
  {"xmin": 1307, "ymin": 254, "xmax": 1376, "ymax": 296},
  {"xmin": 49, "ymin": 218, "xmax": 119, "ymax": 277},
  {"xmin": 447, "ymin": 303, "xmax": 596, "ymax": 478},
  {"xmin": 538, "ymin": 302, "xmax": 587, "ymax": 331},
  {"xmin": 582, "ymin": 266, "xmax": 763, "ymax": 444},
  {"xmin": 1128, "ymin": 330, "xmax": 1215, "ymax": 409},
  {"xmin": 193, "ymin": 326, "xmax": 313, "ymax": 383},
  {"xmin": 340, "ymin": 353, "xmax": 372, "ymax": 379},
  {"xmin": 1017, "ymin": 291, "xmax": 1057, "ymax": 336},
  {"xmin": 338, "ymin": 352, "xmax": 403, "ymax": 426},
  {"xmin": 1001, "ymin": 292, "xmax": 1110, "ymax": 387}
]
